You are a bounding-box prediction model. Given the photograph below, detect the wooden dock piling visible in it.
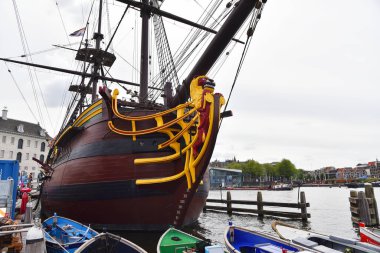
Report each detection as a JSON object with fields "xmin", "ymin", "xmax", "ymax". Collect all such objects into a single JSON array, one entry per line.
[
  {"xmin": 300, "ymin": 191, "xmax": 308, "ymax": 222},
  {"xmin": 349, "ymin": 184, "xmax": 379, "ymax": 227},
  {"xmin": 257, "ymin": 192, "xmax": 264, "ymax": 219},
  {"xmin": 365, "ymin": 184, "xmax": 379, "ymax": 226},
  {"xmin": 227, "ymin": 191, "xmax": 232, "ymax": 215},
  {"xmin": 205, "ymin": 191, "xmax": 310, "ymax": 220}
]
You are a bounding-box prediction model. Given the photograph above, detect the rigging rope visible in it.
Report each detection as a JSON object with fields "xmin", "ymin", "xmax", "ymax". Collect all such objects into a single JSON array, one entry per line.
[
  {"xmin": 4, "ymin": 63, "xmax": 39, "ymax": 123},
  {"xmin": 105, "ymin": 5, "xmax": 130, "ymax": 52},
  {"xmin": 53, "ymin": 0, "xmax": 71, "ymax": 45},
  {"xmin": 219, "ymin": 2, "xmax": 265, "ymax": 129},
  {"xmin": 209, "ymin": 15, "xmax": 252, "ymax": 77},
  {"xmin": 150, "ymin": 0, "xmax": 180, "ymax": 102},
  {"xmin": 59, "ymin": 0, "xmax": 96, "ymax": 131},
  {"xmin": 12, "ymin": 0, "xmax": 50, "ymax": 129},
  {"xmin": 147, "ymin": 0, "xmax": 228, "ymax": 103},
  {"xmin": 6, "ymin": 42, "xmax": 80, "ymax": 59}
]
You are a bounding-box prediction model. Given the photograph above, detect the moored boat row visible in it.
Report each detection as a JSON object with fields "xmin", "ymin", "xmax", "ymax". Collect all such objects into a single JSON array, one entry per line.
[
  {"xmin": 3, "ymin": 213, "xmax": 380, "ymax": 253},
  {"xmin": 272, "ymin": 220, "xmax": 380, "ymax": 253}
]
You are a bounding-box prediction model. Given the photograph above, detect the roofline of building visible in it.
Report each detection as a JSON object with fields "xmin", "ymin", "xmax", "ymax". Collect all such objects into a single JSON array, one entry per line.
[
  {"xmin": 209, "ymin": 167, "xmax": 242, "ymax": 173},
  {"xmin": 0, "ymin": 129, "xmax": 51, "ymax": 140}
]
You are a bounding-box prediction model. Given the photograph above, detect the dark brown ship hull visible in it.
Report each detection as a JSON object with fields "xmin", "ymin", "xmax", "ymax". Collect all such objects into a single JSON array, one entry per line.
[{"xmin": 41, "ymin": 94, "xmax": 222, "ymax": 231}]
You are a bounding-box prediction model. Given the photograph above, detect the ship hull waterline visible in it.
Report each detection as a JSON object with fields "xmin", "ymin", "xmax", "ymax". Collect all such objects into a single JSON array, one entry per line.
[{"xmin": 41, "ymin": 94, "xmax": 222, "ymax": 231}]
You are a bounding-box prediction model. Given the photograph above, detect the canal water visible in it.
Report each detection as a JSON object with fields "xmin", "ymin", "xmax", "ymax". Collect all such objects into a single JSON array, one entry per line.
[{"xmin": 120, "ymin": 186, "xmax": 380, "ymax": 252}]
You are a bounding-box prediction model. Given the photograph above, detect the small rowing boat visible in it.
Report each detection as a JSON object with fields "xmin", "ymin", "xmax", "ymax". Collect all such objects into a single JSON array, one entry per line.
[
  {"xmin": 157, "ymin": 227, "xmax": 224, "ymax": 253},
  {"xmin": 76, "ymin": 232, "xmax": 147, "ymax": 253},
  {"xmin": 224, "ymin": 223, "xmax": 316, "ymax": 253},
  {"xmin": 358, "ymin": 222, "xmax": 380, "ymax": 246},
  {"xmin": 272, "ymin": 220, "xmax": 380, "ymax": 253},
  {"xmin": 43, "ymin": 214, "xmax": 98, "ymax": 253}
]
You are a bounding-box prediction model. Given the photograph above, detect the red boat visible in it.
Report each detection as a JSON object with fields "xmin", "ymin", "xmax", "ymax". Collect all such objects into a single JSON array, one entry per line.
[
  {"xmin": 359, "ymin": 223, "xmax": 380, "ymax": 246},
  {"xmin": 3, "ymin": 0, "xmax": 267, "ymax": 230}
]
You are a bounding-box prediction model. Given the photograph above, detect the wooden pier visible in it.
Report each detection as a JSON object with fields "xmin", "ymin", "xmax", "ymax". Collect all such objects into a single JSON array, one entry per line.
[
  {"xmin": 349, "ymin": 184, "xmax": 379, "ymax": 227},
  {"xmin": 204, "ymin": 191, "xmax": 310, "ymax": 221}
]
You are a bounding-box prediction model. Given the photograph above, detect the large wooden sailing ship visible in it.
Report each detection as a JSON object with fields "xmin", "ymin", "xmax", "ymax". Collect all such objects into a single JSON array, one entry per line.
[{"xmin": 2, "ymin": 0, "xmax": 266, "ymax": 230}]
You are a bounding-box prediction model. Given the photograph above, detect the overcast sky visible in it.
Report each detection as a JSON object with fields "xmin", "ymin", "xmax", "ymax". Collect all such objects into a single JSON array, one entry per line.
[{"xmin": 0, "ymin": 0, "xmax": 379, "ymax": 170}]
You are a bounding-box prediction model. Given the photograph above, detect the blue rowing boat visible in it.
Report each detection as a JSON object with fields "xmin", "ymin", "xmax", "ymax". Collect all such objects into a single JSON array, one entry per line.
[
  {"xmin": 224, "ymin": 223, "xmax": 317, "ymax": 253},
  {"xmin": 43, "ymin": 214, "xmax": 98, "ymax": 253}
]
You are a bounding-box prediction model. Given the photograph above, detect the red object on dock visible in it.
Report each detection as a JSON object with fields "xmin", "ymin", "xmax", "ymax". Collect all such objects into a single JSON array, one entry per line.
[{"xmin": 20, "ymin": 187, "xmax": 31, "ymax": 214}]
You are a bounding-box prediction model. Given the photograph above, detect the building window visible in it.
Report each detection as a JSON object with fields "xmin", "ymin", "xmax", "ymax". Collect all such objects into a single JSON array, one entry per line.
[
  {"xmin": 32, "ymin": 167, "xmax": 36, "ymax": 171},
  {"xmin": 26, "ymin": 153, "xmax": 29, "ymax": 160},
  {"xmin": 34, "ymin": 141, "xmax": 38, "ymax": 148},
  {"xmin": 0, "ymin": 150, "xmax": 4, "ymax": 158},
  {"xmin": 2, "ymin": 136, "xmax": 5, "ymax": 143},
  {"xmin": 41, "ymin": 142, "xmax": 45, "ymax": 152},
  {"xmin": 9, "ymin": 151, "xmax": 13, "ymax": 159},
  {"xmin": 11, "ymin": 137, "xmax": 15, "ymax": 144},
  {"xmin": 33, "ymin": 154, "xmax": 36, "ymax": 158},
  {"xmin": 40, "ymin": 154, "xmax": 44, "ymax": 162},
  {"xmin": 17, "ymin": 124, "xmax": 24, "ymax": 133},
  {"xmin": 24, "ymin": 166, "xmax": 28, "ymax": 171},
  {"xmin": 18, "ymin": 139, "xmax": 23, "ymax": 149},
  {"xmin": 40, "ymin": 129, "xmax": 46, "ymax": 137},
  {"xmin": 16, "ymin": 152, "xmax": 22, "ymax": 162},
  {"xmin": 27, "ymin": 140, "xmax": 31, "ymax": 147}
]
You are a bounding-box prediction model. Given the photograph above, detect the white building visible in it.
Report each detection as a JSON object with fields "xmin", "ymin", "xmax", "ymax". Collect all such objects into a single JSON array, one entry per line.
[{"xmin": 0, "ymin": 107, "xmax": 50, "ymax": 181}]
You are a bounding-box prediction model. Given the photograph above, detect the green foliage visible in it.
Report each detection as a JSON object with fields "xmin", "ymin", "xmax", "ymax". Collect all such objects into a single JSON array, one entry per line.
[
  {"xmin": 245, "ymin": 160, "xmax": 264, "ymax": 177},
  {"xmin": 295, "ymin": 169, "xmax": 306, "ymax": 180},
  {"xmin": 226, "ymin": 158, "xmax": 302, "ymax": 180},
  {"xmin": 263, "ymin": 163, "xmax": 277, "ymax": 177},
  {"xmin": 276, "ymin": 159, "xmax": 297, "ymax": 179}
]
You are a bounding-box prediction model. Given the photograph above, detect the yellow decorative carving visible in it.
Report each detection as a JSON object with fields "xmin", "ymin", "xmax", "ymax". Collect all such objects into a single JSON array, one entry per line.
[
  {"xmin": 108, "ymin": 107, "xmax": 197, "ymax": 136},
  {"xmin": 131, "ymin": 121, "xmax": 136, "ymax": 141},
  {"xmin": 136, "ymin": 171, "xmax": 185, "ymax": 185},
  {"xmin": 76, "ymin": 108, "xmax": 102, "ymax": 127},
  {"xmin": 155, "ymin": 116, "xmax": 164, "ymax": 127},
  {"xmin": 190, "ymin": 75, "xmax": 207, "ymax": 109},
  {"xmin": 157, "ymin": 114, "xmax": 199, "ymax": 150},
  {"xmin": 54, "ymin": 126, "xmax": 73, "ymax": 146},
  {"xmin": 72, "ymin": 100, "xmax": 102, "ymax": 126},
  {"xmin": 108, "ymin": 76, "xmax": 223, "ymax": 189},
  {"xmin": 134, "ymin": 142, "xmax": 180, "ymax": 165}
]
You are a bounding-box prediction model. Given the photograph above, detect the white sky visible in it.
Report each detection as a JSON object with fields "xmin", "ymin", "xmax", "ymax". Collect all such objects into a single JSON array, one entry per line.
[{"xmin": 0, "ymin": 0, "xmax": 379, "ymax": 170}]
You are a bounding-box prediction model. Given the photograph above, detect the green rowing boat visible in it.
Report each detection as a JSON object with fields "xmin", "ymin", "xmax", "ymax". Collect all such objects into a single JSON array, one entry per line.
[{"xmin": 157, "ymin": 227, "xmax": 218, "ymax": 253}]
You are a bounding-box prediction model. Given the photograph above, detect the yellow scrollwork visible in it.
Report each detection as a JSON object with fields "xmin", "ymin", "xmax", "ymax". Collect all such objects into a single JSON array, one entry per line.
[{"xmin": 108, "ymin": 76, "xmax": 224, "ymax": 189}]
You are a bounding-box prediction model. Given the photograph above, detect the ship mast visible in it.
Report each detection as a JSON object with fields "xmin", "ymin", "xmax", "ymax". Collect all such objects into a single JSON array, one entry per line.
[
  {"xmin": 92, "ymin": 0, "xmax": 104, "ymax": 103},
  {"xmin": 140, "ymin": 0, "xmax": 149, "ymax": 103}
]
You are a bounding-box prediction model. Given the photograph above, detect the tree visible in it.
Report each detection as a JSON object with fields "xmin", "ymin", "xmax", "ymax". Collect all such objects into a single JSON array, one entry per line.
[
  {"xmin": 244, "ymin": 160, "xmax": 264, "ymax": 178},
  {"xmin": 276, "ymin": 159, "xmax": 297, "ymax": 180},
  {"xmin": 263, "ymin": 163, "xmax": 278, "ymax": 180},
  {"xmin": 227, "ymin": 162, "xmax": 243, "ymax": 170},
  {"xmin": 295, "ymin": 169, "xmax": 306, "ymax": 180}
]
